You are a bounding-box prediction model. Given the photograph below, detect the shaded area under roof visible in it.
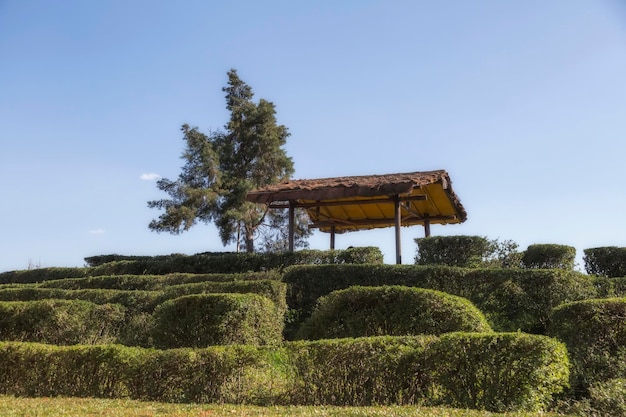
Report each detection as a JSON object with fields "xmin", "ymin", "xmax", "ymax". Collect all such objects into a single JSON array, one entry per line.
[{"xmin": 246, "ymin": 170, "xmax": 467, "ymax": 264}]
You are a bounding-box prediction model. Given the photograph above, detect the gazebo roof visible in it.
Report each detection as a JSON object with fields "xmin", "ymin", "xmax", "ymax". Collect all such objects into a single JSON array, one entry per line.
[{"xmin": 246, "ymin": 170, "xmax": 467, "ymax": 233}]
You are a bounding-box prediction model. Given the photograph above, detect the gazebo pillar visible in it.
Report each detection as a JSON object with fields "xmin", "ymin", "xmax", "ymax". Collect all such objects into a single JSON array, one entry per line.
[
  {"xmin": 394, "ymin": 195, "xmax": 402, "ymax": 264},
  {"xmin": 288, "ymin": 201, "xmax": 295, "ymax": 252},
  {"xmin": 330, "ymin": 224, "xmax": 336, "ymax": 250}
]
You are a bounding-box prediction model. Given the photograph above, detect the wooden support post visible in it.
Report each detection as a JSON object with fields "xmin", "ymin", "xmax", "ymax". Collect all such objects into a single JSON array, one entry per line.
[
  {"xmin": 288, "ymin": 201, "xmax": 295, "ymax": 252},
  {"xmin": 394, "ymin": 195, "xmax": 402, "ymax": 264},
  {"xmin": 424, "ymin": 214, "xmax": 431, "ymax": 237},
  {"xmin": 330, "ymin": 224, "xmax": 336, "ymax": 250}
]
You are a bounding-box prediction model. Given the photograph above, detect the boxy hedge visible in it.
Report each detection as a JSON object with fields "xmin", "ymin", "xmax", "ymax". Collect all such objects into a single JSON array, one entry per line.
[
  {"xmin": 151, "ymin": 294, "xmax": 283, "ymax": 348},
  {"xmin": 548, "ymin": 297, "xmax": 626, "ymax": 394},
  {"xmin": 283, "ymin": 264, "xmax": 597, "ymax": 336},
  {"xmin": 584, "ymin": 246, "xmax": 626, "ymax": 278},
  {"xmin": 37, "ymin": 271, "xmax": 281, "ymax": 291},
  {"xmin": 297, "ymin": 286, "xmax": 492, "ymax": 340},
  {"xmin": 0, "ymin": 300, "xmax": 125, "ymax": 345},
  {"xmin": 0, "ymin": 332, "xmax": 569, "ymax": 411},
  {"xmin": 83, "ymin": 247, "xmax": 383, "ymax": 274},
  {"xmin": 521, "ymin": 244, "xmax": 576, "ymax": 270}
]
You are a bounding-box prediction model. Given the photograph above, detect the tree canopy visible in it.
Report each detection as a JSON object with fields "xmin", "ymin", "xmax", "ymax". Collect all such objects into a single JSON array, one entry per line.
[{"xmin": 148, "ymin": 69, "xmax": 310, "ymax": 252}]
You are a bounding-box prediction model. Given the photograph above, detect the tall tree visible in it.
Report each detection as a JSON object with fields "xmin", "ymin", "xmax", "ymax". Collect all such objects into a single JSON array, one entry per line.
[{"xmin": 148, "ymin": 69, "xmax": 309, "ymax": 252}]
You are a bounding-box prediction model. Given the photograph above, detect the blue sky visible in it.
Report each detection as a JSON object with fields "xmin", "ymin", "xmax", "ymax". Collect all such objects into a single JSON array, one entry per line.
[{"xmin": 1, "ymin": 1, "xmax": 625, "ymax": 272}]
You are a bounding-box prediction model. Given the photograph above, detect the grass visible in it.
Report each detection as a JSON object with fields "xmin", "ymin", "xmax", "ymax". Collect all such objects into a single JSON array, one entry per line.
[{"xmin": 0, "ymin": 396, "xmax": 572, "ymax": 417}]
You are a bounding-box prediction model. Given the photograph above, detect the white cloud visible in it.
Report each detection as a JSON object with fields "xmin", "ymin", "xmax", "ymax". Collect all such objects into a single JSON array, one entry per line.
[
  {"xmin": 140, "ymin": 173, "xmax": 162, "ymax": 181},
  {"xmin": 88, "ymin": 229, "xmax": 106, "ymax": 235}
]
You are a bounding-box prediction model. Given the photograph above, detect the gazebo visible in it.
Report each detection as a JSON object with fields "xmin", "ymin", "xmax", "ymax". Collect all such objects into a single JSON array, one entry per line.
[{"xmin": 245, "ymin": 170, "xmax": 467, "ymax": 264}]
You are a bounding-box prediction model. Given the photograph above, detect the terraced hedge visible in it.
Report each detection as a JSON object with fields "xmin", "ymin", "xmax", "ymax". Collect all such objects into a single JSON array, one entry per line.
[
  {"xmin": 297, "ymin": 286, "xmax": 492, "ymax": 340},
  {"xmin": 0, "ymin": 333, "xmax": 569, "ymax": 411},
  {"xmin": 283, "ymin": 264, "xmax": 597, "ymax": 335}
]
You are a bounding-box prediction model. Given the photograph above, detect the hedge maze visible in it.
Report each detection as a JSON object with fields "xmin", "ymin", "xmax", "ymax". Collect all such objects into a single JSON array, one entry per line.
[{"xmin": 0, "ymin": 242, "xmax": 625, "ymax": 413}]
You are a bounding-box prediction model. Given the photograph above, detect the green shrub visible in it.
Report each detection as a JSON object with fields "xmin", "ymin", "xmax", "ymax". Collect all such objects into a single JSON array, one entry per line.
[
  {"xmin": 584, "ymin": 247, "xmax": 626, "ymax": 278},
  {"xmin": 285, "ymin": 336, "xmax": 435, "ymax": 406},
  {"xmin": 548, "ymin": 298, "xmax": 626, "ymax": 393},
  {"xmin": 0, "ymin": 333, "xmax": 569, "ymax": 410},
  {"xmin": 161, "ymin": 279, "xmax": 287, "ymax": 317},
  {"xmin": 0, "ymin": 300, "xmax": 125, "ymax": 345},
  {"xmin": 0, "ymin": 267, "xmax": 88, "ymax": 284},
  {"xmin": 297, "ymin": 286, "xmax": 492, "ymax": 340},
  {"xmin": 588, "ymin": 378, "xmax": 626, "ymax": 417},
  {"xmin": 84, "ymin": 247, "xmax": 383, "ymax": 275},
  {"xmin": 424, "ymin": 332, "xmax": 569, "ymax": 412},
  {"xmin": 521, "ymin": 244, "xmax": 576, "ymax": 270},
  {"xmin": 415, "ymin": 235, "xmax": 491, "ymax": 267},
  {"xmin": 0, "ymin": 342, "xmax": 287, "ymax": 403},
  {"xmin": 38, "ymin": 271, "xmax": 281, "ymax": 291},
  {"xmin": 151, "ymin": 294, "xmax": 283, "ymax": 348},
  {"xmin": 283, "ymin": 264, "xmax": 597, "ymax": 336}
]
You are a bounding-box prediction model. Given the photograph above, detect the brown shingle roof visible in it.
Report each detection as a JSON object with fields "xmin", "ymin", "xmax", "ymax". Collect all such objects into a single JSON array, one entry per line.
[{"xmin": 246, "ymin": 170, "xmax": 467, "ymax": 233}]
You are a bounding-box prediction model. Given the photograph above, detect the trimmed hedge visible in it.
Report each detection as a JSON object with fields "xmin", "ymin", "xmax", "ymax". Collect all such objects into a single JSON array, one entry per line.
[
  {"xmin": 0, "ymin": 300, "xmax": 125, "ymax": 345},
  {"xmin": 284, "ymin": 264, "xmax": 597, "ymax": 336},
  {"xmin": 297, "ymin": 286, "xmax": 492, "ymax": 340},
  {"xmin": 37, "ymin": 271, "xmax": 281, "ymax": 291},
  {"xmin": 521, "ymin": 244, "xmax": 576, "ymax": 270},
  {"xmin": 0, "ymin": 332, "xmax": 569, "ymax": 411},
  {"xmin": 151, "ymin": 294, "xmax": 283, "ymax": 348},
  {"xmin": 84, "ymin": 247, "xmax": 383, "ymax": 273},
  {"xmin": 415, "ymin": 235, "xmax": 490, "ymax": 267},
  {"xmin": 548, "ymin": 298, "xmax": 626, "ymax": 393},
  {"xmin": 0, "ymin": 267, "xmax": 87, "ymax": 284},
  {"xmin": 0, "ymin": 280, "xmax": 287, "ymax": 314},
  {"xmin": 584, "ymin": 247, "xmax": 626, "ymax": 278},
  {"xmin": 0, "ymin": 248, "xmax": 382, "ymax": 285}
]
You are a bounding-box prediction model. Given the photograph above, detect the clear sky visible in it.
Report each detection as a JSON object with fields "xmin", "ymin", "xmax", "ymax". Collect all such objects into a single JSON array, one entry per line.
[{"xmin": 1, "ymin": 1, "xmax": 625, "ymax": 272}]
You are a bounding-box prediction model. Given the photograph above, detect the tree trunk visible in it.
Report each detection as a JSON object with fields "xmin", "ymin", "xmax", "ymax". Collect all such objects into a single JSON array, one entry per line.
[{"xmin": 245, "ymin": 228, "xmax": 254, "ymax": 253}]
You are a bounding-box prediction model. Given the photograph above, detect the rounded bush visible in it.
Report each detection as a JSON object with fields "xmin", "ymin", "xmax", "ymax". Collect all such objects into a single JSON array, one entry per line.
[
  {"xmin": 297, "ymin": 285, "xmax": 492, "ymax": 340},
  {"xmin": 548, "ymin": 298, "xmax": 626, "ymax": 392},
  {"xmin": 415, "ymin": 235, "xmax": 490, "ymax": 267},
  {"xmin": 151, "ymin": 293, "xmax": 283, "ymax": 348},
  {"xmin": 584, "ymin": 247, "xmax": 626, "ymax": 278},
  {"xmin": 521, "ymin": 244, "xmax": 576, "ymax": 270}
]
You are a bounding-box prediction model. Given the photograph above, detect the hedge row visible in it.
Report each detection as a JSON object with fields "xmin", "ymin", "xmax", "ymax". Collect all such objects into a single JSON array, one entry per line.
[
  {"xmin": 84, "ymin": 247, "xmax": 383, "ymax": 273},
  {"xmin": 283, "ymin": 264, "xmax": 597, "ymax": 335},
  {"xmin": 0, "ymin": 333, "xmax": 569, "ymax": 411},
  {"xmin": 0, "ymin": 300, "xmax": 125, "ymax": 345},
  {"xmin": 0, "ymin": 294, "xmax": 283, "ymax": 348},
  {"xmin": 0, "ymin": 279, "xmax": 287, "ymax": 315},
  {"xmin": 296, "ymin": 286, "xmax": 492, "ymax": 340},
  {"xmin": 0, "ymin": 247, "xmax": 383, "ymax": 285},
  {"xmin": 548, "ymin": 297, "xmax": 626, "ymax": 394},
  {"xmin": 37, "ymin": 271, "xmax": 281, "ymax": 291}
]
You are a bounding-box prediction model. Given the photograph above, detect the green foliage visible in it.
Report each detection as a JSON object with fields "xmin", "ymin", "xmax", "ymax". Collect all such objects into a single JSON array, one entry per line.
[
  {"xmin": 521, "ymin": 244, "xmax": 576, "ymax": 270},
  {"xmin": 285, "ymin": 336, "xmax": 434, "ymax": 406},
  {"xmin": 0, "ymin": 267, "xmax": 87, "ymax": 284},
  {"xmin": 297, "ymin": 286, "xmax": 492, "ymax": 340},
  {"xmin": 38, "ymin": 271, "xmax": 281, "ymax": 291},
  {"xmin": 425, "ymin": 332, "xmax": 569, "ymax": 412},
  {"xmin": 284, "ymin": 264, "xmax": 597, "ymax": 336},
  {"xmin": 151, "ymin": 294, "xmax": 283, "ymax": 348},
  {"xmin": 584, "ymin": 246, "xmax": 626, "ymax": 277},
  {"xmin": 285, "ymin": 333, "xmax": 568, "ymax": 411},
  {"xmin": 148, "ymin": 69, "xmax": 304, "ymax": 252},
  {"xmin": 548, "ymin": 298, "xmax": 626, "ymax": 393},
  {"xmin": 0, "ymin": 333, "xmax": 570, "ymax": 411},
  {"xmin": 0, "ymin": 300, "xmax": 125, "ymax": 345},
  {"xmin": 587, "ymin": 378, "xmax": 626, "ymax": 417},
  {"xmin": 83, "ymin": 247, "xmax": 382, "ymax": 275},
  {"xmin": 415, "ymin": 235, "xmax": 491, "ymax": 267}
]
